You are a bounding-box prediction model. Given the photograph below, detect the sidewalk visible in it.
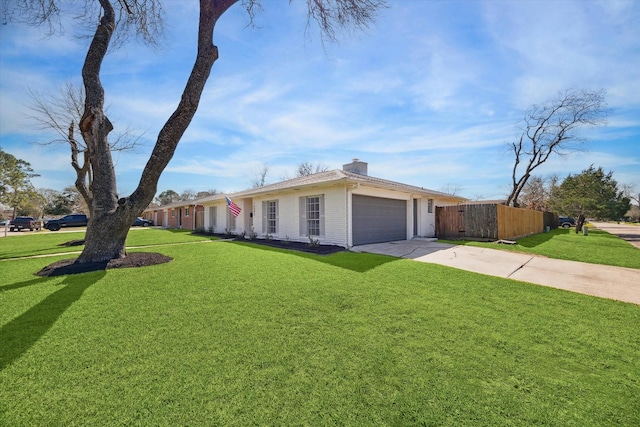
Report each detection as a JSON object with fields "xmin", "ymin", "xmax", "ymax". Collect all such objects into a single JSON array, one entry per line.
[{"xmin": 352, "ymin": 240, "xmax": 640, "ymax": 305}]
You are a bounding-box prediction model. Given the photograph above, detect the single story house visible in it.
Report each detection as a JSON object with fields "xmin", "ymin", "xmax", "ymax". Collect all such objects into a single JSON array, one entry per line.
[
  {"xmin": 144, "ymin": 201, "xmax": 204, "ymax": 230},
  {"xmin": 145, "ymin": 159, "xmax": 466, "ymax": 248}
]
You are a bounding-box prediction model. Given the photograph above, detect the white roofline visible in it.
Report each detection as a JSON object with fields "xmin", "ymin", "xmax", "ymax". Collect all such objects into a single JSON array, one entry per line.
[{"xmin": 146, "ymin": 169, "xmax": 466, "ymax": 211}]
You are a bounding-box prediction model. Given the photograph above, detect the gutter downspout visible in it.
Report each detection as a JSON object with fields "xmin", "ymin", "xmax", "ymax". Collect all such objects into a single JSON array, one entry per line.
[
  {"xmin": 346, "ymin": 185, "xmax": 350, "ymax": 248},
  {"xmin": 346, "ymin": 183, "xmax": 359, "ymax": 248}
]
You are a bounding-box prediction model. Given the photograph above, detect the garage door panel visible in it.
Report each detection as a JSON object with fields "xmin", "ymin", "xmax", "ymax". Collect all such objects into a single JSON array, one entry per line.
[{"xmin": 353, "ymin": 195, "xmax": 406, "ymax": 245}]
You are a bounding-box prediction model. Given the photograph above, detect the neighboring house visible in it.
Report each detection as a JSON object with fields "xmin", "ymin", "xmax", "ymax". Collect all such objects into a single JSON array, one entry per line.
[
  {"xmin": 146, "ymin": 201, "xmax": 204, "ymax": 230},
  {"xmin": 145, "ymin": 159, "xmax": 466, "ymax": 247}
]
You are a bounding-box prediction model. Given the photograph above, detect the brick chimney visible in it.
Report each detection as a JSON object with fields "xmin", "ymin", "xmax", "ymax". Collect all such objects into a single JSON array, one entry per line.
[{"xmin": 342, "ymin": 158, "xmax": 368, "ymax": 176}]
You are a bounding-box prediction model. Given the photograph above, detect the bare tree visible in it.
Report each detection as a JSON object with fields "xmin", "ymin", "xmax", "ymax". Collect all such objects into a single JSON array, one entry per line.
[
  {"xmin": 506, "ymin": 88, "xmax": 608, "ymax": 207},
  {"xmin": 250, "ymin": 163, "xmax": 269, "ymax": 188},
  {"xmin": 439, "ymin": 183, "xmax": 460, "ymax": 196},
  {"xmin": 296, "ymin": 161, "xmax": 329, "ymax": 177},
  {"xmin": 621, "ymin": 183, "xmax": 639, "ymax": 207},
  {"xmin": 9, "ymin": 0, "xmax": 386, "ymax": 264},
  {"xmin": 29, "ymin": 83, "xmax": 141, "ymax": 152}
]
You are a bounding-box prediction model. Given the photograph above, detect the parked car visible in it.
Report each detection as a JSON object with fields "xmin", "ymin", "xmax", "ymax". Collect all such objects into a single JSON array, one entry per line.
[
  {"xmin": 9, "ymin": 216, "xmax": 42, "ymax": 232},
  {"xmin": 132, "ymin": 217, "xmax": 154, "ymax": 227},
  {"xmin": 45, "ymin": 214, "xmax": 88, "ymax": 231},
  {"xmin": 558, "ymin": 216, "xmax": 576, "ymax": 228}
]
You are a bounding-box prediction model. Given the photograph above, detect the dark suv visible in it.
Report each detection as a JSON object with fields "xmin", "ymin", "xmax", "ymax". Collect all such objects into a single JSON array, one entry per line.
[
  {"xmin": 558, "ymin": 216, "xmax": 576, "ymax": 228},
  {"xmin": 45, "ymin": 214, "xmax": 88, "ymax": 231}
]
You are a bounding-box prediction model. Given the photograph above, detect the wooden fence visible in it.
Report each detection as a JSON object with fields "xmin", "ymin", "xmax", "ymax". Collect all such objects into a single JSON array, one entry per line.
[{"xmin": 436, "ymin": 204, "xmax": 544, "ymax": 240}]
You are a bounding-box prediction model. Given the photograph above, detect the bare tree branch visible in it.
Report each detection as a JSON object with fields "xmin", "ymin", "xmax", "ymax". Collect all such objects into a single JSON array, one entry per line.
[
  {"xmin": 506, "ymin": 88, "xmax": 608, "ymax": 207},
  {"xmin": 251, "ymin": 162, "xmax": 269, "ymax": 188},
  {"xmin": 29, "ymin": 83, "xmax": 143, "ymax": 152}
]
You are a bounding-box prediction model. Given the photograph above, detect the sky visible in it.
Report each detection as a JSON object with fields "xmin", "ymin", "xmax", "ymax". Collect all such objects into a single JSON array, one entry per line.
[{"xmin": 1, "ymin": 0, "xmax": 639, "ymax": 202}]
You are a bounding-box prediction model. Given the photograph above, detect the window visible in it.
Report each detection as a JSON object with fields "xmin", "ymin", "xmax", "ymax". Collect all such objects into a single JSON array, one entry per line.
[
  {"xmin": 428, "ymin": 198, "xmax": 434, "ymax": 214},
  {"xmin": 185, "ymin": 207, "xmax": 190, "ymax": 217},
  {"xmin": 307, "ymin": 196, "xmax": 320, "ymax": 236},
  {"xmin": 300, "ymin": 195, "xmax": 324, "ymax": 237},
  {"xmin": 264, "ymin": 200, "xmax": 278, "ymax": 234},
  {"xmin": 171, "ymin": 209, "xmax": 176, "ymax": 217},
  {"xmin": 209, "ymin": 206, "xmax": 217, "ymax": 231}
]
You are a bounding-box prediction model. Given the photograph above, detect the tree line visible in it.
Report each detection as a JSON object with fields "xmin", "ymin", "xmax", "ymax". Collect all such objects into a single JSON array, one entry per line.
[
  {"xmin": 518, "ymin": 166, "xmax": 636, "ymax": 222},
  {"xmin": 3, "ymin": 147, "xmax": 636, "ymax": 223}
]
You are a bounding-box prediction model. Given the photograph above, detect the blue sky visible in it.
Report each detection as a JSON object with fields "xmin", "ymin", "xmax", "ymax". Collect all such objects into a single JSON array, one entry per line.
[{"xmin": 1, "ymin": 0, "xmax": 639, "ymax": 201}]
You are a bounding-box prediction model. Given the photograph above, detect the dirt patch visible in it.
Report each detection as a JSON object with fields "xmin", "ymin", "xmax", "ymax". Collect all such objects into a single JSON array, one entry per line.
[
  {"xmin": 199, "ymin": 233, "xmax": 345, "ymax": 255},
  {"xmin": 36, "ymin": 252, "xmax": 173, "ymax": 277},
  {"xmin": 240, "ymin": 238, "xmax": 345, "ymax": 255}
]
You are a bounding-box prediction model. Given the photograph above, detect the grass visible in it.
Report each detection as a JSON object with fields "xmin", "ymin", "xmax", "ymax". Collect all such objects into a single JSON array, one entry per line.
[
  {"xmin": 0, "ymin": 228, "xmax": 216, "ymax": 260},
  {"xmin": 1, "ymin": 239, "xmax": 639, "ymax": 425},
  {"xmin": 441, "ymin": 227, "xmax": 640, "ymax": 269}
]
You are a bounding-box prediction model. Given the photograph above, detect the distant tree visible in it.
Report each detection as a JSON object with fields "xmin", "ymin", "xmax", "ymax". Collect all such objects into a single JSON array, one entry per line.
[
  {"xmin": 439, "ymin": 184, "xmax": 460, "ymax": 196},
  {"xmin": 549, "ymin": 165, "xmax": 631, "ymax": 221},
  {"xmin": 196, "ymin": 189, "xmax": 218, "ymax": 198},
  {"xmin": 18, "ymin": 189, "xmax": 47, "ymax": 217},
  {"xmin": 296, "ymin": 161, "xmax": 329, "ymax": 177},
  {"xmin": 0, "ymin": 149, "xmax": 40, "ymax": 218},
  {"xmin": 251, "ymin": 163, "xmax": 269, "ymax": 188},
  {"xmin": 62, "ymin": 185, "xmax": 89, "ymax": 214},
  {"xmin": 506, "ymin": 88, "xmax": 608, "ymax": 207},
  {"xmin": 519, "ymin": 176, "xmax": 550, "ymax": 211},
  {"xmin": 626, "ymin": 205, "xmax": 640, "ymax": 222},
  {"xmin": 179, "ymin": 189, "xmax": 197, "ymax": 201},
  {"xmin": 621, "ymin": 183, "xmax": 639, "ymax": 207},
  {"xmin": 39, "ymin": 187, "xmax": 86, "ymax": 216},
  {"xmin": 155, "ymin": 189, "xmax": 180, "ymax": 205},
  {"xmin": 8, "ymin": 0, "xmax": 386, "ymax": 264},
  {"xmin": 40, "ymin": 188, "xmax": 71, "ymax": 216}
]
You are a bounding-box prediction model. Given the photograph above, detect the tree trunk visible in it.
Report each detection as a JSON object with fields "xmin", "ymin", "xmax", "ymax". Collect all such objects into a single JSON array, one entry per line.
[
  {"xmin": 575, "ymin": 214, "xmax": 585, "ymax": 233},
  {"xmin": 81, "ymin": 212, "xmax": 131, "ymax": 262},
  {"xmin": 75, "ymin": 0, "xmax": 236, "ymax": 264}
]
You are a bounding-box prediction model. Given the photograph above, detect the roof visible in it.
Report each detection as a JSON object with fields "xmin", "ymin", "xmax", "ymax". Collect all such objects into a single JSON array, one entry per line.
[{"xmin": 147, "ymin": 169, "xmax": 466, "ymax": 211}]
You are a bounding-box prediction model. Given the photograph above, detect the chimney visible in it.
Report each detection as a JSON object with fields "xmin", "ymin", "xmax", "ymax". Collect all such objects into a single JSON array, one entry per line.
[{"xmin": 343, "ymin": 158, "xmax": 368, "ymax": 176}]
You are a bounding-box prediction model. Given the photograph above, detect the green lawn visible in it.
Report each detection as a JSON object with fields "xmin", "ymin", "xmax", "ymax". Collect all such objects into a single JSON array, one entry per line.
[
  {"xmin": 441, "ymin": 227, "xmax": 640, "ymax": 269},
  {"xmin": 0, "ymin": 228, "xmax": 216, "ymax": 260},
  {"xmin": 1, "ymin": 238, "xmax": 639, "ymax": 425}
]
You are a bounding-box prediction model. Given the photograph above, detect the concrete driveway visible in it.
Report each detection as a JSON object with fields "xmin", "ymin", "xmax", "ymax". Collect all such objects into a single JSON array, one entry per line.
[{"xmin": 352, "ymin": 239, "xmax": 640, "ymax": 305}]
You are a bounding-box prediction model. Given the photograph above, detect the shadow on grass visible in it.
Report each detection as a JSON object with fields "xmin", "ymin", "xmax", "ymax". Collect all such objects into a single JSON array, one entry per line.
[
  {"xmin": 0, "ymin": 245, "xmax": 82, "ymax": 261},
  {"xmin": 515, "ymin": 228, "xmax": 567, "ymax": 248},
  {"xmin": 0, "ymin": 277, "xmax": 51, "ymax": 292},
  {"xmin": 228, "ymin": 241, "xmax": 398, "ymax": 273},
  {"xmin": 0, "ymin": 271, "xmax": 105, "ymax": 371}
]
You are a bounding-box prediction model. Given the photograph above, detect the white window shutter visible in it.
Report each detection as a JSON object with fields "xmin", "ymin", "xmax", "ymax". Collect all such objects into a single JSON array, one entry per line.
[
  {"xmin": 262, "ymin": 201, "xmax": 267, "ymax": 233},
  {"xmin": 319, "ymin": 194, "xmax": 325, "ymax": 237},
  {"xmin": 299, "ymin": 196, "xmax": 306, "ymax": 236}
]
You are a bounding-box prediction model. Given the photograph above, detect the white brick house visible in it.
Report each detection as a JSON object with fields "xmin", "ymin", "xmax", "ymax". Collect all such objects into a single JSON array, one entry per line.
[{"xmin": 194, "ymin": 160, "xmax": 465, "ymax": 248}]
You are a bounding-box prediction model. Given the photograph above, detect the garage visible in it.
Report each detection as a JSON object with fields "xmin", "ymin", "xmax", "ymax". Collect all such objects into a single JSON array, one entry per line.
[{"xmin": 352, "ymin": 195, "xmax": 407, "ymax": 245}]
